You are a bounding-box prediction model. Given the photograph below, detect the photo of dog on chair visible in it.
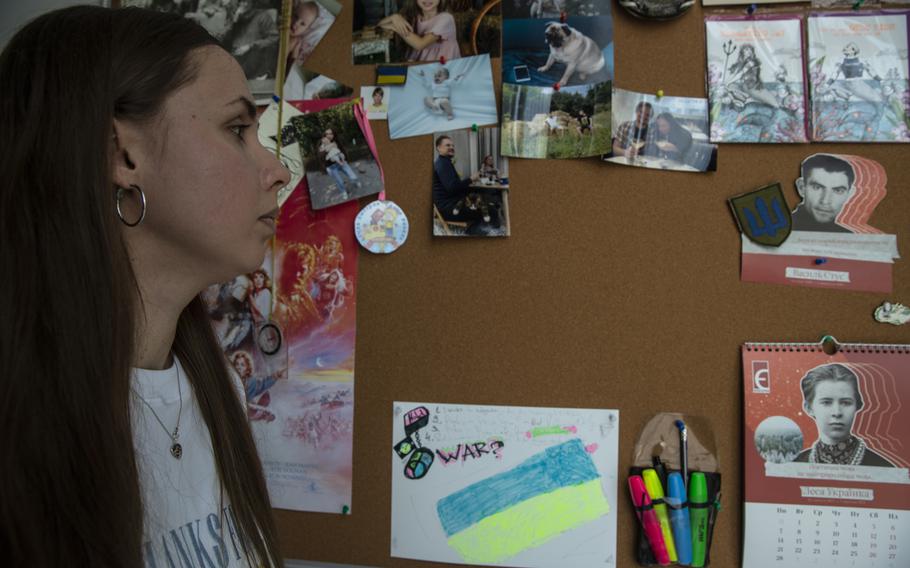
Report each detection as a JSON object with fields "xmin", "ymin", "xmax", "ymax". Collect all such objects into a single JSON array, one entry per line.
[{"xmin": 432, "ymin": 127, "xmax": 510, "ymax": 237}]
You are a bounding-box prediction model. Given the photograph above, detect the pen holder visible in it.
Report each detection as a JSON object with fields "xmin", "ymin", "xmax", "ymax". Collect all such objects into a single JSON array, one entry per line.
[{"xmin": 628, "ymin": 467, "xmax": 722, "ymax": 567}]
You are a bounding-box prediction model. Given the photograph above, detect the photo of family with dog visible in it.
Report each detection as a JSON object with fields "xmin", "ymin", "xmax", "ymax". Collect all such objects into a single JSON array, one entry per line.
[
  {"xmin": 432, "ymin": 128, "xmax": 510, "ymax": 237},
  {"xmin": 291, "ymin": 100, "xmax": 384, "ymax": 210},
  {"xmin": 351, "ymin": 0, "xmax": 501, "ymax": 65},
  {"xmin": 502, "ymin": 81, "xmax": 611, "ymax": 159},
  {"xmin": 502, "ymin": 16, "xmax": 613, "ymax": 87},
  {"xmin": 606, "ymin": 88, "xmax": 718, "ymax": 173}
]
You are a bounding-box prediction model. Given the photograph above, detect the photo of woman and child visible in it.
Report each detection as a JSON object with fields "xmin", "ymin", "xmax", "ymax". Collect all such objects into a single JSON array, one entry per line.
[
  {"xmin": 292, "ymin": 101, "xmax": 385, "ymax": 209},
  {"xmin": 607, "ymin": 88, "xmax": 718, "ymax": 172},
  {"xmin": 352, "ymin": 0, "xmax": 501, "ymax": 64}
]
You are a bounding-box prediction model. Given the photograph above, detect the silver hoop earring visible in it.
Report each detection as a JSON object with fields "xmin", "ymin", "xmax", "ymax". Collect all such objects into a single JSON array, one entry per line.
[{"xmin": 116, "ymin": 184, "xmax": 147, "ymax": 227}]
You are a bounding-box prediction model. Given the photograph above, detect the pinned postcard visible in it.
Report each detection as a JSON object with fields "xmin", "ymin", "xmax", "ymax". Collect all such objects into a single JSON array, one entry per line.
[
  {"xmin": 352, "ymin": 0, "xmax": 501, "ymax": 64},
  {"xmin": 387, "ymin": 54, "xmax": 498, "ymax": 140},
  {"xmin": 391, "ymin": 402, "xmax": 619, "ymax": 568},
  {"xmin": 502, "ymin": 81, "xmax": 612, "ymax": 159},
  {"xmin": 706, "ymin": 15, "xmax": 809, "ymax": 143},
  {"xmin": 606, "ymin": 88, "xmax": 718, "ymax": 172},
  {"xmin": 432, "ymin": 127, "xmax": 510, "ymax": 237},
  {"xmin": 738, "ymin": 154, "xmax": 900, "ymax": 293},
  {"xmin": 808, "ymin": 11, "xmax": 910, "ymax": 142}
]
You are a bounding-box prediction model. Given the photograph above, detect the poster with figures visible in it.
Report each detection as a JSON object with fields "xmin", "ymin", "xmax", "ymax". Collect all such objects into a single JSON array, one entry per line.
[
  {"xmin": 706, "ymin": 15, "xmax": 809, "ymax": 143},
  {"xmin": 391, "ymin": 402, "xmax": 619, "ymax": 568},
  {"xmin": 205, "ymin": 183, "xmax": 358, "ymax": 513},
  {"xmin": 808, "ymin": 11, "xmax": 910, "ymax": 142}
]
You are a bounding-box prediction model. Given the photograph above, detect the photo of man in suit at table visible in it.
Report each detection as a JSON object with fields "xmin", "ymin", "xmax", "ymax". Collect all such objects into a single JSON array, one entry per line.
[{"xmin": 791, "ymin": 154, "xmax": 856, "ymax": 233}]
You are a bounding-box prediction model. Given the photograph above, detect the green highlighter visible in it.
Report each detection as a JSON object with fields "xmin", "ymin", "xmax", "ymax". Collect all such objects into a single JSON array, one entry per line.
[{"xmin": 689, "ymin": 472, "xmax": 709, "ymax": 567}]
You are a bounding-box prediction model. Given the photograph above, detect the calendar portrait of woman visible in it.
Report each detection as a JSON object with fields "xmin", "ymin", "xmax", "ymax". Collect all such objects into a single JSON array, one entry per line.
[{"xmin": 794, "ymin": 363, "xmax": 895, "ymax": 468}]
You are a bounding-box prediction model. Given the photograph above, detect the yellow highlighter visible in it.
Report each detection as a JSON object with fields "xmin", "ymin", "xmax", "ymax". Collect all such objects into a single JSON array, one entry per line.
[{"xmin": 642, "ymin": 468, "xmax": 678, "ymax": 563}]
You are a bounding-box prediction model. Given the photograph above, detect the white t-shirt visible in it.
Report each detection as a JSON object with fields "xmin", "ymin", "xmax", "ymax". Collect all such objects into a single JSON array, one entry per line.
[{"xmin": 132, "ymin": 357, "xmax": 253, "ymax": 568}]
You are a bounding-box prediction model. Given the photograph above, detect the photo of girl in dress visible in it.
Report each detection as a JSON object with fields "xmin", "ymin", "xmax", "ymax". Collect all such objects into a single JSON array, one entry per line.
[
  {"xmin": 352, "ymin": 0, "xmax": 501, "ymax": 64},
  {"xmin": 796, "ymin": 363, "xmax": 895, "ymax": 467}
]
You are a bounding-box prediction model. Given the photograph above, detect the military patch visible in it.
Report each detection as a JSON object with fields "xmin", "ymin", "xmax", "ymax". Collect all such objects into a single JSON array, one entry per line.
[{"xmin": 729, "ymin": 183, "xmax": 792, "ymax": 247}]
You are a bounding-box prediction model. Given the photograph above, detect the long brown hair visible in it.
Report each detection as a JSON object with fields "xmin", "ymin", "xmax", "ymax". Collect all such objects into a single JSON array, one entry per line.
[{"xmin": 0, "ymin": 7, "xmax": 281, "ymax": 567}]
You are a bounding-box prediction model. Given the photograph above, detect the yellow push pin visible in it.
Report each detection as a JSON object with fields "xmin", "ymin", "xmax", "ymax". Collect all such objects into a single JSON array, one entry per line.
[{"xmin": 656, "ymin": 89, "xmax": 664, "ymax": 99}]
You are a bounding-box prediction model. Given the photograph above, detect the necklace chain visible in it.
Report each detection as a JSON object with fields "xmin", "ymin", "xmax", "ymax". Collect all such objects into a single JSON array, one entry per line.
[{"xmin": 133, "ymin": 360, "xmax": 184, "ymax": 459}]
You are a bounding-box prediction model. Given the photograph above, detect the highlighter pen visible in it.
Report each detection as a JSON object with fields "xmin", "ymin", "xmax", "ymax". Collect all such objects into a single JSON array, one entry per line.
[
  {"xmin": 642, "ymin": 468, "xmax": 678, "ymax": 563},
  {"xmin": 628, "ymin": 475, "xmax": 670, "ymax": 566},
  {"xmin": 666, "ymin": 472, "xmax": 693, "ymax": 566},
  {"xmin": 689, "ymin": 472, "xmax": 709, "ymax": 568}
]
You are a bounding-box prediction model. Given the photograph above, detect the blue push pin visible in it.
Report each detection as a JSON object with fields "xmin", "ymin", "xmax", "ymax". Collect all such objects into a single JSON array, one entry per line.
[
  {"xmin": 747, "ymin": 3, "xmax": 757, "ymax": 15},
  {"xmin": 814, "ymin": 258, "xmax": 828, "ymax": 265}
]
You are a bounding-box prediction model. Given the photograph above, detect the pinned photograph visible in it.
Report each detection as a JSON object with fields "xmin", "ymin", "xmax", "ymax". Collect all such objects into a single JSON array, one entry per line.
[
  {"xmin": 292, "ymin": 100, "xmax": 385, "ymax": 209},
  {"xmin": 808, "ymin": 12, "xmax": 910, "ymax": 142},
  {"xmin": 502, "ymin": 81, "xmax": 611, "ymax": 159},
  {"xmin": 352, "ymin": 0, "xmax": 501, "ymax": 65},
  {"xmin": 388, "ymin": 54, "xmax": 498, "ymax": 139},
  {"xmin": 119, "ymin": 0, "xmax": 284, "ymax": 100},
  {"xmin": 706, "ymin": 16, "xmax": 808, "ymax": 143},
  {"xmin": 738, "ymin": 154, "xmax": 900, "ymax": 293},
  {"xmin": 362, "ymin": 86, "xmax": 390, "ymax": 119},
  {"xmin": 502, "ymin": 0, "xmax": 610, "ymax": 19},
  {"xmin": 432, "ymin": 128, "xmax": 510, "ymax": 237},
  {"xmin": 284, "ymin": 67, "xmax": 354, "ymax": 101},
  {"xmin": 283, "ymin": 0, "xmax": 341, "ymax": 76},
  {"xmin": 502, "ymin": 16, "xmax": 614, "ymax": 87},
  {"xmin": 606, "ymin": 88, "xmax": 717, "ymax": 172}
]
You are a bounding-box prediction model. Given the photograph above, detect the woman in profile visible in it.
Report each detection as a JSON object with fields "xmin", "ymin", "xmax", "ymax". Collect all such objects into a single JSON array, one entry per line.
[
  {"xmin": 1, "ymin": 6, "xmax": 290, "ymax": 566},
  {"xmin": 794, "ymin": 364, "xmax": 895, "ymax": 467},
  {"xmin": 647, "ymin": 112, "xmax": 692, "ymax": 163}
]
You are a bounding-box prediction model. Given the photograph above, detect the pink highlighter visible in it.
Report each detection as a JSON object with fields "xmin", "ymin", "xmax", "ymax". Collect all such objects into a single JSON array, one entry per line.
[{"xmin": 628, "ymin": 475, "xmax": 671, "ymax": 566}]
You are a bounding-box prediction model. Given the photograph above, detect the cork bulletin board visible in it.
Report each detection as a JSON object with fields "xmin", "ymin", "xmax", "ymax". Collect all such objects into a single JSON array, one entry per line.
[{"xmin": 274, "ymin": 3, "xmax": 910, "ymax": 567}]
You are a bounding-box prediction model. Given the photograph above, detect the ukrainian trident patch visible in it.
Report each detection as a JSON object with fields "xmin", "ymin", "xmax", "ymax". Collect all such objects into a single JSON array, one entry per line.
[{"xmin": 729, "ymin": 183, "xmax": 792, "ymax": 247}]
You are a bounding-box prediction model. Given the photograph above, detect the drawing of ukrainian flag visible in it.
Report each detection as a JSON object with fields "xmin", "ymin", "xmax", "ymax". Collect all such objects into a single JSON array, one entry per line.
[{"xmin": 436, "ymin": 439, "xmax": 610, "ymax": 564}]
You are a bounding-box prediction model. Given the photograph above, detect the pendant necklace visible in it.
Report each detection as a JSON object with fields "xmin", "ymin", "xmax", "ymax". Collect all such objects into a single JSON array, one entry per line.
[{"xmin": 134, "ymin": 362, "xmax": 184, "ymax": 459}]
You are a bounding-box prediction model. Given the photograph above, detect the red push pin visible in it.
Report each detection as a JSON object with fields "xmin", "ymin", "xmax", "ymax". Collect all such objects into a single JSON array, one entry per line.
[
  {"xmin": 560, "ymin": 11, "xmax": 567, "ymax": 22},
  {"xmin": 439, "ymin": 55, "xmax": 446, "ymax": 64},
  {"xmin": 552, "ymin": 83, "xmax": 560, "ymax": 91}
]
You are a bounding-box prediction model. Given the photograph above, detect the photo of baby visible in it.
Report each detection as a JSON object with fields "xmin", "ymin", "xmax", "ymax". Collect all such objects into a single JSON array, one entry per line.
[
  {"xmin": 388, "ymin": 54, "xmax": 498, "ymax": 139},
  {"xmin": 432, "ymin": 127, "xmax": 510, "ymax": 237},
  {"xmin": 291, "ymin": 100, "xmax": 385, "ymax": 209},
  {"xmin": 606, "ymin": 88, "xmax": 718, "ymax": 173},
  {"xmin": 502, "ymin": 16, "xmax": 614, "ymax": 87},
  {"xmin": 352, "ymin": 0, "xmax": 501, "ymax": 65}
]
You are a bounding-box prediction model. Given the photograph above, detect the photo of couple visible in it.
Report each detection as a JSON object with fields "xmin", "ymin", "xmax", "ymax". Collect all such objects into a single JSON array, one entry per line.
[
  {"xmin": 606, "ymin": 88, "xmax": 717, "ymax": 172},
  {"xmin": 352, "ymin": 0, "xmax": 501, "ymax": 64}
]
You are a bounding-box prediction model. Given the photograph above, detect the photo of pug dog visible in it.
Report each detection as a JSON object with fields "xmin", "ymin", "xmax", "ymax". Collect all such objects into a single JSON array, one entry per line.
[{"xmin": 538, "ymin": 22, "xmax": 605, "ymax": 87}]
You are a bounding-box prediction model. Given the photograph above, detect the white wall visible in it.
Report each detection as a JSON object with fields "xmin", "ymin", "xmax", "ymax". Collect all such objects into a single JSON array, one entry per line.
[{"xmin": 0, "ymin": 0, "xmax": 105, "ymax": 48}]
